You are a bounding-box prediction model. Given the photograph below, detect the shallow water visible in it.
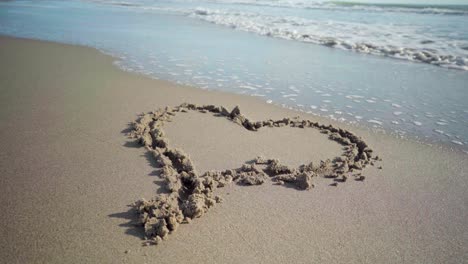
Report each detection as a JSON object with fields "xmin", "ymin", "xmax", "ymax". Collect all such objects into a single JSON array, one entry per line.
[{"xmin": 0, "ymin": 0, "xmax": 467, "ymax": 150}]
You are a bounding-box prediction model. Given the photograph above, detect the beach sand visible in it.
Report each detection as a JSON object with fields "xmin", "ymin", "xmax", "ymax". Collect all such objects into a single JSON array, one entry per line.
[{"xmin": 0, "ymin": 36, "xmax": 466, "ymax": 263}]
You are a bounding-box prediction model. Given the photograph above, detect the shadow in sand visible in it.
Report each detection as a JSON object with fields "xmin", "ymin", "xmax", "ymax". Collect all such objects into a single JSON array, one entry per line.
[
  {"xmin": 113, "ymin": 121, "xmax": 173, "ymax": 239},
  {"xmin": 121, "ymin": 123, "xmax": 134, "ymax": 134},
  {"xmin": 143, "ymin": 151, "xmax": 159, "ymax": 169},
  {"xmin": 120, "ymin": 123, "xmax": 141, "ymax": 148},
  {"xmin": 108, "ymin": 206, "xmax": 145, "ymax": 240},
  {"xmin": 123, "ymin": 140, "xmax": 141, "ymax": 148},
  {"xmin": 121, "ymin": 121, "xmax": 160, "ymax": 172},
  {"xmin": 272, "ymin": 181, "xmax": 308, "ymax": 190},
  {"xmin": 122, "ymin": 122, "xmax": 141, "ymax": 149}
]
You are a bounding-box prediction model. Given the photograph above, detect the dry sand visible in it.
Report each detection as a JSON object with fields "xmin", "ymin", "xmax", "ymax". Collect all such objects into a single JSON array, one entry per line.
[{"xmin": 0, "ymin": 36, "xmax": 467, "ymax": 263}]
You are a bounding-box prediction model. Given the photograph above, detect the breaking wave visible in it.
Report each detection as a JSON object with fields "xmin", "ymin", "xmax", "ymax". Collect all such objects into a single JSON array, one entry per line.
[
  {"xmin": 189, "ymin": 7, "xmax": 468, "ymax": 71},
  {"xmin": 91, "ymin": 0, "xmax": 468, "ymax": 71},
  {"xmin": 202, "ymin": 0, "xmax": 468, "ymax": 16}
]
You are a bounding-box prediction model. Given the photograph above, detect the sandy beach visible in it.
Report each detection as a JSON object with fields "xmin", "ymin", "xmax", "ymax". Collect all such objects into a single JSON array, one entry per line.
[{"xmin": 0, "ymin": 36, "xmax": 467, "ymax": 263}]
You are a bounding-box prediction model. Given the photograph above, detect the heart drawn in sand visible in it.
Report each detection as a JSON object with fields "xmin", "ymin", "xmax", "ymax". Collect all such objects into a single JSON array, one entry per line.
[{"xmin": 127, "ymin": 103, "xmax": 379, "ymax": 245}]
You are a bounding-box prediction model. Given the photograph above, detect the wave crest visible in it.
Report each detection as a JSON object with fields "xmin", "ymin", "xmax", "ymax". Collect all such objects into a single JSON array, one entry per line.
[{"xmin": 189, "ymin": 7, "xmax": 468, "ymax": 71}]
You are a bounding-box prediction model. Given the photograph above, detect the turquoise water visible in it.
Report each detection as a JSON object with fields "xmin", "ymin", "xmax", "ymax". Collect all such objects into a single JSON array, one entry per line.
[{"xmin": 0, "ymin": 0, "xmax": 467, "ymax": 150}]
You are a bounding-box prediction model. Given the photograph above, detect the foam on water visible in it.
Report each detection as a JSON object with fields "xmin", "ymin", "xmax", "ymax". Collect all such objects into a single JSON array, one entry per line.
[
  {"xmin": 186, "ymin": 7, "xmax": 468, "ymax": 71},
  {"xmin": 368, "ymin": 119, "xmax": 383, "ymax": 125},
  {"xmin": 89, "ymin": 0, "xmax": 468, "ymax": 71},
  {"xmin": 187, "ymin": 0, "xmax": 468, "ymax": 16}
]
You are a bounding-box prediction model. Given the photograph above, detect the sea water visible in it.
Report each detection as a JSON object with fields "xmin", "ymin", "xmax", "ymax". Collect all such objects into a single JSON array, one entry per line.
[{"xmin": 0, "ymin": 0, "xmax": 467, "ymax": 150}]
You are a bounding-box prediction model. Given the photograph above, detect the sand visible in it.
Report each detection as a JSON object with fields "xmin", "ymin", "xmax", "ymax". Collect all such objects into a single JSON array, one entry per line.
[{"xmin": 0, "ymin": 36, "xmax": 467, "ymax": 263}]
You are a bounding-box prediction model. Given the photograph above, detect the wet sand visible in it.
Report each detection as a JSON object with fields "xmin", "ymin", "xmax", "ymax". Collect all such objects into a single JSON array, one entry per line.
[{"xmin": 0, "ymin": 36, "xmax": 467, "ymax": 263}]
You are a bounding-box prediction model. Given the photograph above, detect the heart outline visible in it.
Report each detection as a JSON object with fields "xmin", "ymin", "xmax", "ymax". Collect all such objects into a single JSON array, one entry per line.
[{"xmin": 128, "ymin": 103, "xmax": 379, "ymax": 245}]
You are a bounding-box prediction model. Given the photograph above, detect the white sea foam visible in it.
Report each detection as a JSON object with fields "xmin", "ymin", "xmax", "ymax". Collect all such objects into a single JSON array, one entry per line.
[
  {"xmin": 288, "ymin": 85, "xmax": 300, "ymax": 93},
  {"xmin": 451, "ymin": 140, "xmax": 464, "ymax": 145},
  {"xmin": 193, "ymin": 75, "xmax": 211, "ymax": 79},
  {"xmin": 368, "ymin": 119, "xmax": 382, "ymax": 125},
  {"xmin": 345, "ymin": 95, "xmax": 364, "ymax": 99},
  {"xmin": 186, "ymin": 7, "xmax": 468, "ymax": 71},
  {"xmin": 190, "ymin": 0, "xmax": 468, "ymax": 16},
  {"xmin": 239, "ymin": 85, "xmax": 257, "ymax": 90}
]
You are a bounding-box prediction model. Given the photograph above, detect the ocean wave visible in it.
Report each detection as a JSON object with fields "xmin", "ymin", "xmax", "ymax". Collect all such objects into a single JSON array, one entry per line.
[
  {"xmin": 89, "ymin": 0, "xmax": 141, "ymax": 7},
  {"xmin": 197, "ymin": 0, "xmax": 468, "ymax": 16},
  {"xmin": 86, "ymin": 1, "xmax": 468, "ymax": 71},
  {"xmin": 93, "ymin": 0, "xmax": 468, "ymax": 16},
  {"xmin": 189, "ymin": 7, "xmax": 468, "ymax": 71},
  {"xmin": 329, "ymin": 1, "xmax": 468, "ymax": 16}
]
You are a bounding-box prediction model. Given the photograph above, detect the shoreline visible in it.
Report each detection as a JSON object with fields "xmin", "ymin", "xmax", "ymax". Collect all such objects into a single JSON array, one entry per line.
[
  {"xmin": 0, "ymin": 36, "xmax": 467, "ymax": 263},
  {"xmin": 1, "ymin": 34, "xmax": 465, "ymax": 155}
]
